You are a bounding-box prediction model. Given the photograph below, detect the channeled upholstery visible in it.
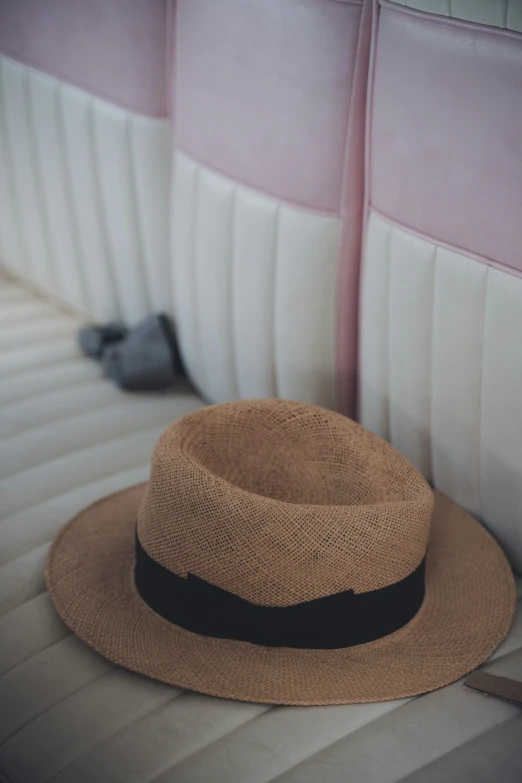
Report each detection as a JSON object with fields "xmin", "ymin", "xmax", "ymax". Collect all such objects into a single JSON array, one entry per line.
[
  {"xmin": 0, "ymin": 282, "xmax": 520, "ymax": 782},
  {"xmin": 360, "ymin": 0, "xmax": 522, "ymax": 572},
  {"xmin": 1, "ymin": 0, "xmax": 522, "ymax": 781},
  {"xmin": 171, "ymin": 0, "xmax": 370, "ymax": 412},
  {"xmin": 0, "ymin": 0, "xmax": 171, "ymax": 325}
]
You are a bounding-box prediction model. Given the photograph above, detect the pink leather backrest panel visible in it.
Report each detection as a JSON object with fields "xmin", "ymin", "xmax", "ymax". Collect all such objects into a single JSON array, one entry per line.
[
  {"xmin": 370, "ymin": 2, "xmax": 522, "ymax": 272},
  {"xmin": 175, "ymin": 0, "xmax": 363, "ymax": 211},
  {"xmin": 0, "ymin": 0, "xmax": 168, "ymax": 116},
  {"xmin": 336, "ymin": 0, "xmax": 373, "ymax": 415}
]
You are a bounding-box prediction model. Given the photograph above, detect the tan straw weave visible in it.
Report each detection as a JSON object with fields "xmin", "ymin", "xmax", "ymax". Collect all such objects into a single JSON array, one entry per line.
[{"xmin": 46, "ymin": 399, "xmax": 516, "ymax": 705}]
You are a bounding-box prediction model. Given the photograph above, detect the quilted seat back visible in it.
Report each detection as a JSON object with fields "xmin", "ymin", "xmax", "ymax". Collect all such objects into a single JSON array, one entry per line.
[
  {"xmin": 0, "ymin": 0, "xmax": 371, "ymax": 416},
  {"xmin": 359, "ymin": 0, "xmax": 522, "ymax": 569},
  {"xmin": 2, "ymin": 0, "xmax": 522, "ymax": 571},
  {"xmin": 0, "ymin": 0, "xmax": 171, "ymax": 324},
  {"xmin": 170, "ymin": 0, "xmax": 370, "ymax": 412}
]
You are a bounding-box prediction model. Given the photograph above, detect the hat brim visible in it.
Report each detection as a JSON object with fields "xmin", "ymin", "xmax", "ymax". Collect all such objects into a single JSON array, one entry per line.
[{"xmin": 45, "ymin": 484, "xmax": 516, "ymax": 706}]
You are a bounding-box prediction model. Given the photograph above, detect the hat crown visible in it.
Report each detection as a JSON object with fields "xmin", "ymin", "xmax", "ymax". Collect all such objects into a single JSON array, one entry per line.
[{"xmin": 137, "ymin": 399, "xmax": 434, "ymax": 606}]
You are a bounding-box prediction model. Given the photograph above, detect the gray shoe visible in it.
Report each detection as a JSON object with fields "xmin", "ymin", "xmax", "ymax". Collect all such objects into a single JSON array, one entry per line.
[
  {"xmin": 101, "ymin": 315, "xmax": 180, "ymax": 391},
  {"xmin": 78, "ymin": 323, "xmax": 127, "ymax": 359}
]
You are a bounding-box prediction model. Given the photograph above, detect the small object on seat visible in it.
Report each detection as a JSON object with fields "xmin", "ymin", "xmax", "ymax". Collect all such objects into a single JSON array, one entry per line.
[
  {"xmin": 78, "ymin": 323, "xmax": 127, "ymax": 359},
  {"xmin": 464, "ymin": 671, "xmax": 522, "ymax": 707},
  {"xmin": 101, "ymin": 314, "xmax": 180, "ymax": 391}
]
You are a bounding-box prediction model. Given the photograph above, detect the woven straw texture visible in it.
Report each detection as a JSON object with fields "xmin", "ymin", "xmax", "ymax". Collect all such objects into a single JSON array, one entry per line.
[
  {"xmin": 46, "ymin": 400, "xmax": 516, "ymax": 705},
  {"xmin": 137, "ymin": 400, "xmax": 434, "ymax": 604}
]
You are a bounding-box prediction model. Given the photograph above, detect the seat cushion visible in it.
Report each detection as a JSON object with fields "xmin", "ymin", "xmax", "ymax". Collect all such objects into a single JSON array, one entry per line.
[{"xmin": 1, "ymin": 278, "xmax": 521, "ymax": 782}]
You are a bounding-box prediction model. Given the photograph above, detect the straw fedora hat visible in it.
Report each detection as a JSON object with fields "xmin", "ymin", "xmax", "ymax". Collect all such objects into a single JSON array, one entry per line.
[{"xmin": 46, "ymin": 399, "xmax": 515, "ymax": 706}]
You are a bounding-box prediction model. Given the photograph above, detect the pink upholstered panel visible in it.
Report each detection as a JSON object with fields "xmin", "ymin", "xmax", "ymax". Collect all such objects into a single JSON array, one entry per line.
[
  {"xmin": 336, "ymin": 0, "xmax": 373, "ymax": 415},
  {"xmin": 175, "ymin": 0, "xmax": 363, "ymax": 211},
  {"xmin": 0, "ymin": 0, "xmax": 168, "ymax": 116},
  {"xmin": 370, "ymin": 1, "xmax": 522, "ymax": 273}
]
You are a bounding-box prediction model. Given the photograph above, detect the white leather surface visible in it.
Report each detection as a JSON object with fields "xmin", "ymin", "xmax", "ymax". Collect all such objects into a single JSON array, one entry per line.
[
  {"xmin": 1, "ymin": 277, "xmax": 522, "ymax": 782},
  {"xmin": 388, "ymin": 0, "xmax": 522, "ymax": 31},
  {"xmin": 171, "ymin": 152, "xmax": 340, "ymax": 408},
  {"xmin": 0, "ymin": 56, "xmax": 171, "ymax": 324},
  {"xmin": 360, "ymin": 211, "xmax": 522, "ymax": 571},
  {"xmin": 0, "ymin": 56, "xmax": 342, "ymax": 410}
]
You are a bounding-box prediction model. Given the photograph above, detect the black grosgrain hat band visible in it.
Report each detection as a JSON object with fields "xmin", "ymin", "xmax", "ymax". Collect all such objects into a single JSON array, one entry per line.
[{"xmin": 135, "ymin": 531, "xmax": 426, "ymax": 649}]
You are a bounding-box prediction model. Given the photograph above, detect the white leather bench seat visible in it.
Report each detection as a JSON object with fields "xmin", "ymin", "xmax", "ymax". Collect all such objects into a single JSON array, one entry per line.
[{"xmin": 1, "ymin": 278, "xmax": 521, "ymax": 782}]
